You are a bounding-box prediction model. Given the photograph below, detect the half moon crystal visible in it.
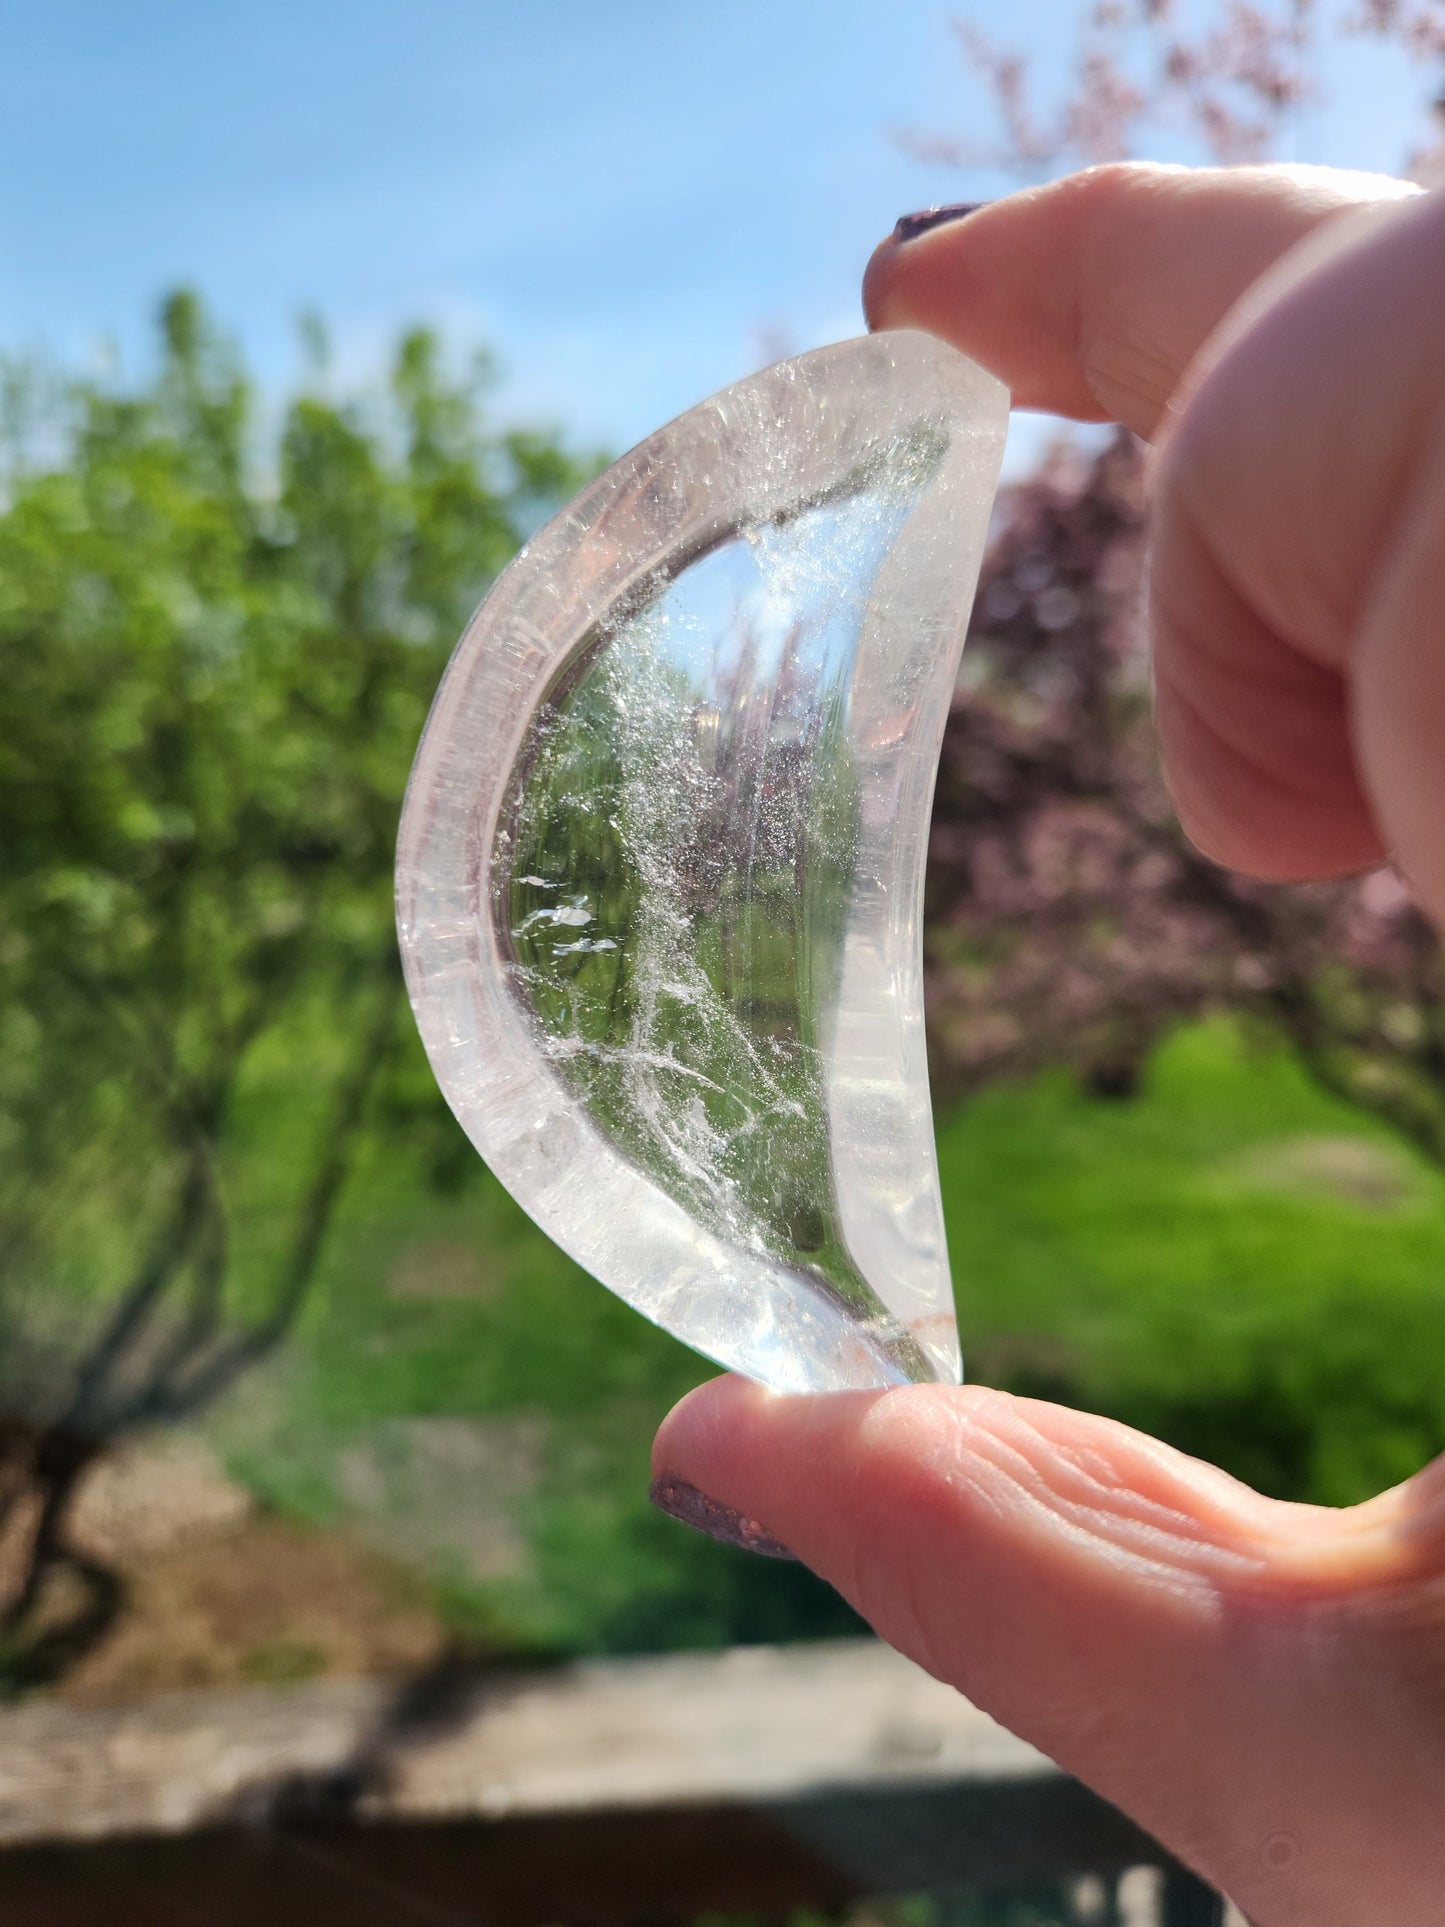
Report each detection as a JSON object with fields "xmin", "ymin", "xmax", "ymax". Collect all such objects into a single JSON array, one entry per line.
[{"xmin": 395, "ymin": 332, "xmax": 1008, "ymax": 1392}]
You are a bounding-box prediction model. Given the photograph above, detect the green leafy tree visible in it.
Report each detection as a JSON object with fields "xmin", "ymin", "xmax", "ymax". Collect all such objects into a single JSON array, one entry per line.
[{"xmin": 0, "ymin": 293, "xmax": 591, "ymax": 1670}]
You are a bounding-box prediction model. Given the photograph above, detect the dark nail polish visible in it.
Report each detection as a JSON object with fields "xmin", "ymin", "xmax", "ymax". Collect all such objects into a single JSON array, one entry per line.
[
  {"xmin": 892, "ymin": 201, "xmax": 989, "ymax": 244},
  {"xmin": 649, "ymin": 1474, "xmax": 797, "ymax": 1561}
]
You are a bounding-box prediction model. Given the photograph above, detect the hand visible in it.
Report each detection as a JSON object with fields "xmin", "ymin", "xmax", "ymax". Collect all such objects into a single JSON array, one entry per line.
[{"xmin": 653, "ymin": 163, "xmax": 1445, "ymax": 1927}]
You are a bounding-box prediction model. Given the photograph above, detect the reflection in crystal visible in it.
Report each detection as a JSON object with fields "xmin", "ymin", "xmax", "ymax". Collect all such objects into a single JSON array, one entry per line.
[{"xmin": 396, "ymin": 334, "xmax": 1009, "ymax": 1391}]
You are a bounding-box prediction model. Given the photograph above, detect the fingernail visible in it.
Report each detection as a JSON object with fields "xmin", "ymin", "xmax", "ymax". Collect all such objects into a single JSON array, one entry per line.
[
  {"xmin": 649, "ymin": 1474, "xmax": 797, "ymax": 1561},
  {"xmin": 892, "ymin": 201, "xmax": 989, "ymax": 244}
]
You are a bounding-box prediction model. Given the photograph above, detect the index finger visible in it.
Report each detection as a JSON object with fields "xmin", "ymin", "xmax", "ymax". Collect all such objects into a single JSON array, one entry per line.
[{"xmin": 863, "ymin": 161, "xmax": 1417, "ymax": 437}]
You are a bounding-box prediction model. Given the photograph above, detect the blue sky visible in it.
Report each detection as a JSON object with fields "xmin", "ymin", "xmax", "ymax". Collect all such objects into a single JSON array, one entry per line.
[{"xmin": 0, "ymin": 1, "xmax": 1431, "ymax": 467}]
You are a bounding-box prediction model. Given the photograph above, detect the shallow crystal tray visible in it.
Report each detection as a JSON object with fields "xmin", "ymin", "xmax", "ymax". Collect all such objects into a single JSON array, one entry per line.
[{"xmin": 396, "ymin": 332, "xmax": 1007, "ymax": 1392}]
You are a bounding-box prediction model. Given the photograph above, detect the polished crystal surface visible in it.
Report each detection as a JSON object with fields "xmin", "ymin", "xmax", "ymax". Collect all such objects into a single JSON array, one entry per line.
[{"xmin": 395, "ymin": 333, "xmax": 1007, "ymax": 1392}]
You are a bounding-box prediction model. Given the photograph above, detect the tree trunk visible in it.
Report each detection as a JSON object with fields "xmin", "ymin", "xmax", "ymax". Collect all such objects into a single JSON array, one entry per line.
[{"xmin": 0, "ymin": 1425, "xmax": 124, "ymax": 1690}]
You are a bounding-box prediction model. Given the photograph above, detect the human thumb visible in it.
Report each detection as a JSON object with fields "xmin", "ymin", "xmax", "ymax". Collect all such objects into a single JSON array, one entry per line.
[{"xmin": 652, "ymin": 1376, "xmax": 1445, "ymax": 1926}]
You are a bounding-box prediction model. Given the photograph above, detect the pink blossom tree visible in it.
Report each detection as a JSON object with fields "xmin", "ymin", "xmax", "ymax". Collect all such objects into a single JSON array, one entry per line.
[
  {"xmin": 904, "ymin": 0, "xmax": 1445, "ymax": 181},
  {"xmin": 916, "ymin": 2, "xmax": 1445, "ymax": 1151},
  {"xmin": 930, "ymin": 435, "xmax": 1445, "ymax": 1169}
]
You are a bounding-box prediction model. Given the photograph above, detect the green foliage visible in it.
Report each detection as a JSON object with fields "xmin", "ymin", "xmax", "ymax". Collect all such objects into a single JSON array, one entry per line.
[
  {"xmin": 943, "ymin": 1021, "xmax": 1445, "ymax": 1507},
  {"xmin": 0, "ymin": 293, "xmax": 594, "ymax": 1440},
  {"xmin": 203, "ymin": 1018, "xmax": 1445, "ymax": 1662}
]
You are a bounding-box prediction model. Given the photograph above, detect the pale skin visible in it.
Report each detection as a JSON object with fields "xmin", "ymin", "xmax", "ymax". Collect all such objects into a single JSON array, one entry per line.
[{"xmin": 652, "ymin": 163, "xmax": 1445, "ymax": 1926}]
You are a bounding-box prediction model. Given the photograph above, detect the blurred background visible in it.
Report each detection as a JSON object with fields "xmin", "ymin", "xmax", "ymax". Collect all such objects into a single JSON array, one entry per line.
[{"xmin": 2, "ymin": 3, "xmax": 1444, "ymax": 1920}]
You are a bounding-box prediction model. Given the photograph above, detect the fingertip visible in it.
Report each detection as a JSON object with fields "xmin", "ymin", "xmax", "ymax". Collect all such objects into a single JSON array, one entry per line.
[
  {"xmin": 861, "ymin": 233, "xmax": 904, "ymax": 333},
  {"xmin": 651, "ymin": 1375, "xmax": 1001, "ymax": 1557},
  {"xmin": 651, "ymin": 1372, "xmax": 906, "ymax": 1503},
  {"xmin": 857, "ymin": 186, "xmax": 1104, "ymax": 420},
  {"xmin": 864, "ymin": 204, "xmax": 996, "ymax": 333},
  {"xmin": 650, "ymin": 1371, "xmax": 764, "ymax": 1479}
]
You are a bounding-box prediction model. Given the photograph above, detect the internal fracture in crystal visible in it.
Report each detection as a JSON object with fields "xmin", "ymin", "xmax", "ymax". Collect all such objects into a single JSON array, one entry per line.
[{"xmin": 395, "ymin": 333, "xmax": 1008, "ymax": 1392}]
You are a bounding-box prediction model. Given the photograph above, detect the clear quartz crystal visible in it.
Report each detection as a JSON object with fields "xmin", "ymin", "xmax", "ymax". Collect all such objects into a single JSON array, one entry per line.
[{"xmin": 395, "ymin": 333, "xmax": 1008, "ymax": 1392}]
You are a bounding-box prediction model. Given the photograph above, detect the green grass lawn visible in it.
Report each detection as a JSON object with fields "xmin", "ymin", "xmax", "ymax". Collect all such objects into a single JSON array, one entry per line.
[{"xmin": 204, "ymin": 1017, "xmax": 1445, "ymax": 1658}]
